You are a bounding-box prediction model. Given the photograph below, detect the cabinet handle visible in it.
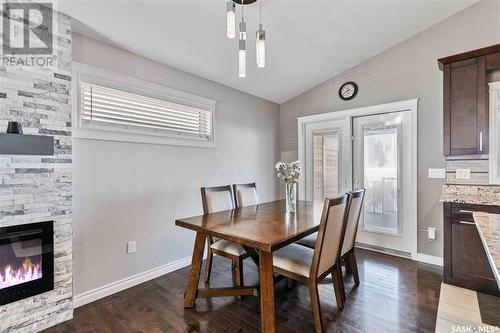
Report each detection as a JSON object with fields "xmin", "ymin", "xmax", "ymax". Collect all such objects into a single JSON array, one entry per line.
[
  {"xmin": 459, "ymin": 221, "xmax": 476, "ymax": 225},
  {"xmin": 479, "ymin": 131, "xmax": 483, "ymax": 152},
  {"xmin": 458, "ymin": 210, "xmax": 475, "ymax": 214}
]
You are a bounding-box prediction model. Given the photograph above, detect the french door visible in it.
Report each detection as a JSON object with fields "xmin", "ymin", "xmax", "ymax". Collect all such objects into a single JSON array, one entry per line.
[
  {"xmin": 353, "ymin": 111, "xmax": 413, "ymax": 255},
  {"xmin": 299, "ymin": 100, "xmax": 417, "ymax": 258},
  {"xmin": 303, "ymin": 119, "xmax": 350, "ymax": 204}
]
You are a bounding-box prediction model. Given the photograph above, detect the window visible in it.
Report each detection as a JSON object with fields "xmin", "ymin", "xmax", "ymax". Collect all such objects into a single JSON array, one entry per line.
[{"xmin": 73, "ymin": 62, "xmax": 216, "ymax": 147}]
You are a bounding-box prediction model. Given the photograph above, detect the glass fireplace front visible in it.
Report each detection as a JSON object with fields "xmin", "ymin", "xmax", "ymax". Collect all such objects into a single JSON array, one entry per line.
[{"xmin": 0, "ymin": 221, "xmax": 53, "ymax": 306}]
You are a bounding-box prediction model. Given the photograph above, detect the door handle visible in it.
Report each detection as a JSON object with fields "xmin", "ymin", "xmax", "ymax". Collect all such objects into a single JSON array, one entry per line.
[{"xmin": 479, "ymin": 131, "xmax": 483, "ymax": 152}]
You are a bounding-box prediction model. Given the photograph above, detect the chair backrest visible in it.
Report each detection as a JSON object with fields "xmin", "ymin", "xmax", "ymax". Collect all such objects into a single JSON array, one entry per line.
[
  {"xmin": 233, "ymin": 182, "xmax": 258, "ymax": 208},
  {"xmin": 201, "ymin": 185, "xmax": 234, "ymax": 214},
  {"xmin": 341, "ymin": 189, "xmax": 366, "ymax": 256},
  {"xmin": 310, "ymin": 193, "xmax": 351, "ymax": 279}
]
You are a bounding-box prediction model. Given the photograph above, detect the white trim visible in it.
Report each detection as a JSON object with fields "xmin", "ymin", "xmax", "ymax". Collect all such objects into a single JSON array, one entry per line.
[
  {"xmin": 489, "ymin": 81, "xmax": 500, "ymax": 184},
  {"xmin": 416, "ymin": 253, "xmax": 444, "ymax": 267},
  {"xmin": 71, "ymin": 61, "xmax": 217, "ymax": 148},
  {"xmin": 297, "ymin": 99, "xmax": 419, "ymax": 260},
  {"xmin": 73, "ymin": 255, "xmax": 192, "ymax": 308}
]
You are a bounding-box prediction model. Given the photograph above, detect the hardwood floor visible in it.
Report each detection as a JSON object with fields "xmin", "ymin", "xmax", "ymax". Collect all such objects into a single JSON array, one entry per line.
[{"xmin": 43, "ymin": 249, "xmax": 442, "ymax": 333}]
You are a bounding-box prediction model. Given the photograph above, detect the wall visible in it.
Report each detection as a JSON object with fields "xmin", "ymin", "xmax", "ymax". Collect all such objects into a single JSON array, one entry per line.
[
  {"xmin": 280, "ymin": 0, "xmax": 500, "ymax": 258},
  {"xmin": 0, "ymin": 8, "xmax": 73, "ymax": 333},
  {"xmin": 71, "ymin": 33, "xmax": 280, "ymax": 300}
]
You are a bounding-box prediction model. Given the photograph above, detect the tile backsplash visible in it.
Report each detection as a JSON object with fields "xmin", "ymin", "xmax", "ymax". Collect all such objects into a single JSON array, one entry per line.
[{"xmin": 445, "ymin": 154, "xmax": 489, "ymax": 185}]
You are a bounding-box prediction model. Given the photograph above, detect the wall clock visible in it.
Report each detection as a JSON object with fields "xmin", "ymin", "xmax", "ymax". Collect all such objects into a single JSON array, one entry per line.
[{"xmin": 339, "ymin": 81, "xmax": 358, "ymax": 101}]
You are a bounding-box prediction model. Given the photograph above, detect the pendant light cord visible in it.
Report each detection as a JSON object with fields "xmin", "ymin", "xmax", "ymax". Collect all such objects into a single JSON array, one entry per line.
[{"xmin": 259, "ymin": 1, "xmax": 262, "ymax": 25}]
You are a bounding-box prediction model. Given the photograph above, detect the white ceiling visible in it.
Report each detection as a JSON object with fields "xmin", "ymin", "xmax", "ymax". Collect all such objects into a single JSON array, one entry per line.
[{"xmin": 60, "ymin": 0, "xmax": 477, "ymax": 103}]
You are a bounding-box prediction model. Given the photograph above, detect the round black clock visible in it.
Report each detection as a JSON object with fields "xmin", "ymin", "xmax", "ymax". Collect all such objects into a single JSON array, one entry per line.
[{"xmin": 339, "ymin": 81, "xmax": 358, "ymax": 101}]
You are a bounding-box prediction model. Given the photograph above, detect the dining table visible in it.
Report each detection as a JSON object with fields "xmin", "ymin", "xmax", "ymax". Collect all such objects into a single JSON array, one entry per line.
[{"xmin": 175, "ymin": 199, "xmax": 323, "ymax": 333}]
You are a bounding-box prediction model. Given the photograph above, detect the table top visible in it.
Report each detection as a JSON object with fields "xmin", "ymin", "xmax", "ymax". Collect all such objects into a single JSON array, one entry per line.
[
  {"xmin": 175, "ymin": 200, "xmax": 322, "ymax": 252},
  {"xmin": 473, "ymin": 212, "xmax": 500, "ymax": 289}
]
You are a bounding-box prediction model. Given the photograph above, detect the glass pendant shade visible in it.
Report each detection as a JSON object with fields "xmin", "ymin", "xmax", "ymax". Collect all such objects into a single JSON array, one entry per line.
[
  {"xmin": 238, "ymin": 19, "xmax": 246, "ymax": 78},
  {"xmin": 239, "ymin": 49, "xmax": 246, "ymax": 77},
  {"xmin": 256, "ymin": 25, "xmax": 265, "ymax": 68},
  {"xmin": 226, "ymin": 1, "xmax": 236, "ymax": 39}
]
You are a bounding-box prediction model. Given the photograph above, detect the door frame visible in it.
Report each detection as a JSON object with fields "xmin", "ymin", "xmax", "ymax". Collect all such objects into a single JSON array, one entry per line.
[{"xmin": 297, "ymin": 99, "xmax": 418, "ymax": 260}]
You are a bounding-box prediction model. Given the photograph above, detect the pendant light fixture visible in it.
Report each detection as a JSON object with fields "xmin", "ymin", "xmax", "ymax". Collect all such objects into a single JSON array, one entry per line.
[
  {"xmin": 256, "ymin": 1, "xmax": 265, "ymax": 68},
  {"xmin": 226, "ymin": 1, "xmax": 236, "ymax": 39},
  {"xmin": 238, "ymin": 3, "xmax": 247, "ymax": 78},
  {"xmin": 226, "ymin": 0, "xmax": 267, "ymax": 77}
]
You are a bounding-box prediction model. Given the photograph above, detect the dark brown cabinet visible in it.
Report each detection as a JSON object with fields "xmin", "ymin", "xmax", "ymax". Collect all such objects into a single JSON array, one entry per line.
[
  {"xmin": 442, "ymin": 57, "xmax": 488, "ymax": 156},
  {"xmin": 443, "ymin": 202, "xmax": 499, "ymax": 296},
  {"xmin": 439, "ymin": 44, "xmax": 500, "ymax": 156}
]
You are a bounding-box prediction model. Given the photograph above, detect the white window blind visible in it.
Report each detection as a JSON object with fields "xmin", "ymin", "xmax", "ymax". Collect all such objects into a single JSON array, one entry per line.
[{"xmin": 79, "ymin": 81, "xmax": 213, "ymax": 141}]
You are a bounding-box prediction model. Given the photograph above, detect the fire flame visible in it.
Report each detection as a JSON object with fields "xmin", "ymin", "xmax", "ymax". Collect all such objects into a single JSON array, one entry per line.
[{"xmin": 0, "ymin": 258, "xmax": 42, "ymax": 289}]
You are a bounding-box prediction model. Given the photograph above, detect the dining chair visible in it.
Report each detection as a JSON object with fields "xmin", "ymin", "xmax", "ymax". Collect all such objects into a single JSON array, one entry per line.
[
  {"xmin": 232, "ymin": 182, "xmax": 258, "ymax": 208},
  {"xmin": 201, "ymin": 185, "xmax": 249, "ymax": 287},
  {"xmin": 295, "ymin": 190, "xmax": 366, "ymax": 301},
  {"xmin": 272, "ymin": 194, "xmax": 351, "ymax": 333}
]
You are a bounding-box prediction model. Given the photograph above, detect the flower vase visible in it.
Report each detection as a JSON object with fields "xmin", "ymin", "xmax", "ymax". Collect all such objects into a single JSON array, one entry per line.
[{"xmin": 285, "ymin": 182, "xmax": 297, "ymax": 213}]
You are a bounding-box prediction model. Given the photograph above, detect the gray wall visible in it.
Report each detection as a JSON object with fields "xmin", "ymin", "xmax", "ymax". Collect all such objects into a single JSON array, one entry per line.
[
  {"xmin": 72, "ymin": 34, "xmax": 280, "ymax": 297},
  {"xmin": 279, "ymin": 0, "xmax": 500, "ymax": 257}
]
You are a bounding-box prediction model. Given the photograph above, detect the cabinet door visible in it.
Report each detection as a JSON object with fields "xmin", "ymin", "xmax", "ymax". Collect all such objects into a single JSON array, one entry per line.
[
  {"xmin": 443, "ymin": 56, "xmax": 488, "ymax": 156},
  {"xmin": 451, "ymin": 221, "xmax": 494, "ymax": 283},
  {"xmin": 443, "ymin": 203, "xmax": 499, "ymax": 295}
]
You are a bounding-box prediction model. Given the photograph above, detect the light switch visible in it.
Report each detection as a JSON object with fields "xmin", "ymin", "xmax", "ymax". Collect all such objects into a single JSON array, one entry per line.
[
  {"xmin": 428, "ymin": 168, "xmax": 446, "ymax": 179},
  {"xmin": 127, "ymin": 241, "xmax": 137, "ymax": 254},
  {"xmin": 456, "ymin": 168, "xmax": 471, "ymax": 180}
]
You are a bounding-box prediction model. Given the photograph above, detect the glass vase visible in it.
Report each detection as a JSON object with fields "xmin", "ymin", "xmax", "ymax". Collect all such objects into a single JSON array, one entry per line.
[{"xmin": 285, "ymin": 182, "xmax": 297, "ymax": 213}]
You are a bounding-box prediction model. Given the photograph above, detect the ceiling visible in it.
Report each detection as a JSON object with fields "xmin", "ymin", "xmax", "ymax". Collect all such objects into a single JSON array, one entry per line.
[{"xmin": 60, "ymin": 0, "xmax": 477, "ymax": 104}]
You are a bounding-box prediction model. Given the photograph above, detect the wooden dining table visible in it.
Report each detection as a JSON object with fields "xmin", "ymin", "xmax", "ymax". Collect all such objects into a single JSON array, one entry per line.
[{"xmin": 175, "ymin": 199, "xmax": 323, "ymax": 333}]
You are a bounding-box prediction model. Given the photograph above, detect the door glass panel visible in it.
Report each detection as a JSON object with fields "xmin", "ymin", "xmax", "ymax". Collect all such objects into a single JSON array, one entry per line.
[
  {"xmin": 313, "ymin": 132, "xmax": 340, "ymax": 205},
  {"xmin": 362, "ymin": 126, "xmax": 400, "ymax": 235}
]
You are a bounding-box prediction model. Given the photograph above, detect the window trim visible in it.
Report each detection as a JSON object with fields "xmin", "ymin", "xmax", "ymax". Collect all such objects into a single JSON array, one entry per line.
[{"xmin": 72, "ymin": 61, "xmax": 217, "ymax": 148}]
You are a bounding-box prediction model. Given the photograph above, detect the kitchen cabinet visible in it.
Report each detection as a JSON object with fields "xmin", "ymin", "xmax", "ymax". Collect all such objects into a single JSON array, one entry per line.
[
  {"xmin": 439, "ymin": 44, "xmax": 500, "ymax": 156},
  {"xmin": 443, "ymin": 202, "xmax": 499, "ymax": 296}
]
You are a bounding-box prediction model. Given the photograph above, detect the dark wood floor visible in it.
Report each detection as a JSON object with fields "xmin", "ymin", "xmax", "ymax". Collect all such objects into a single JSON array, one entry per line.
[{"xmin": 43, "ymin": 249, "xmax": 442, "ymax": 333}]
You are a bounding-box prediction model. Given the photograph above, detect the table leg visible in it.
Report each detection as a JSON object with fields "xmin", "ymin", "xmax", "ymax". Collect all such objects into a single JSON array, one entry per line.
[
  {"xmin": 259, "ymin": 250, "xmax": 276, "ymax": 333},
  {"xmin": 184, "ymin": 232, "xmax": 206, "ymax": 308}
]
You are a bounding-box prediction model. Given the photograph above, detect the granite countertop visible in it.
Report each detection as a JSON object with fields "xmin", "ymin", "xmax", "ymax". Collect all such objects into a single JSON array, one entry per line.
[
  {"xmin": 440, "ymin": 185, "xmax": 500, "ymax": 206},
  {"xmin": 473, "ymin": 212, "xmax": 500, "ymax": 289}
]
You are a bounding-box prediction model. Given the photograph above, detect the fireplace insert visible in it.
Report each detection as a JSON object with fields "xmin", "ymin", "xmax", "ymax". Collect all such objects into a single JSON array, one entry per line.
[{"xmin": 0, "ymin": 221, "xmax": 53, "ymax": 306}]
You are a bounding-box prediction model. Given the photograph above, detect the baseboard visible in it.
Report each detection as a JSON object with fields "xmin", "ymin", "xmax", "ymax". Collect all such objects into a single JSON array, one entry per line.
[
  {"xmin": 356, "ymin": 243, "xmax": 443, "ymax": 267},
  {"xmin": 416, "ymin": 253, "xmax": 443, "ymax": 267},
  {"xmin": 73, "ymin": 255, "xmax": 193, "ymax": 308},
  {"xmin": 356, "ymin": 243, "xmax": 411, "ymax": 259}
]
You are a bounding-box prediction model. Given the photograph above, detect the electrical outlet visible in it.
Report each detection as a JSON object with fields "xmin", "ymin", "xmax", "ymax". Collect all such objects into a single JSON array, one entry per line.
[
  {"xmin": 127, "ymin": 241, "xmax": 137, "ymax": 254},
  {"xmin": 427, "ymin": 227, "xmax": 436, "ymax": 240},
  {"xmin": 428, "ymin": 168, "xmax": 446, "ymax": 179},
  {"xmin": 456, "ymin": 168, "xmax": 471, "ymax": 180}
]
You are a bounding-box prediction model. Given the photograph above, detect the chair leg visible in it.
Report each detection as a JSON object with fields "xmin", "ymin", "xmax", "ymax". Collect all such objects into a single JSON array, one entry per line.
[
  {"xmin": 331, "ymin": 269, "xmax": 344, "ymax": 310},
  {"xmin": 232, "ymin": 257, "xmax": 244, "ymax": 300},
  {"xmin": 287, "ymin": 278, "xmax": 295, "ymax": 289},
  {"xmin": 235, "ymin": 257, "xmax": 244, "ymax": 287},
  {"xmin": 344, "ymin": 256, "xmax": 352, "ymax": 273},
  {"xmin": 204, "ymin": 240, "xmax": 213, "ymax": 284},
  {"xmin": 349, "ymin": 252, "xmax": 360, "ymax": 285},
  {"xmin": 308, "ymin": 281, "xmax": 323, "ymax": 333}
]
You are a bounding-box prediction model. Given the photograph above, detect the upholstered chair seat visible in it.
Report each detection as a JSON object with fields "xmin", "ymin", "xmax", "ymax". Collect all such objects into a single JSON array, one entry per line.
[
  {"xmin": 211, "ymin": 239, "xmax": 247, "ymax": 256},
  {"xmin": 273, "ymin": 243, "xmax": 314, "ymax": 278},
  {"xmin": 295, "ymin": 232, "xmax": 317, "ymax": 249}
]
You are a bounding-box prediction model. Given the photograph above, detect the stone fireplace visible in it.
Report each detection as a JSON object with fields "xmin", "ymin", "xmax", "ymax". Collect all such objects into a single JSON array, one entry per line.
[{"xmin": 0, "ymin": 5, "xmax": 73, "ymax": 333}]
